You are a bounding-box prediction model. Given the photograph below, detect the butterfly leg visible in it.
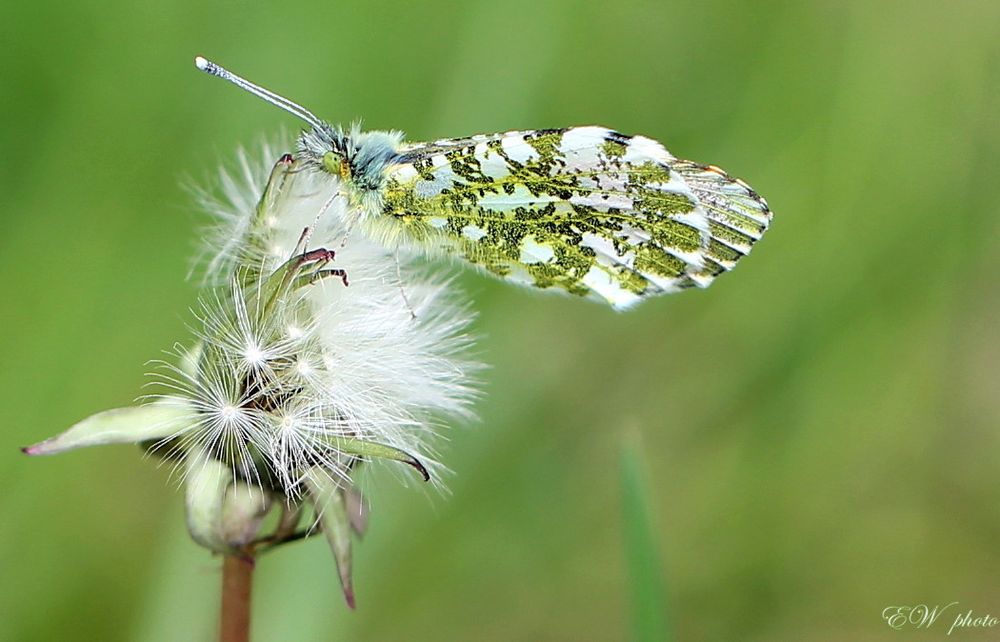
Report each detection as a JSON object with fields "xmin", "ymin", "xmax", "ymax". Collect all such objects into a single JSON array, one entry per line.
[
  {"xmin": 291, "ymin": 226, "xmax": 310, "ymax": 258},
  {"xmin": 294, "ymin": 189, "xmax": 343, "ymax": 251},
  {"xmin": 285, "ymin": 246, "xmax": 349, "ymax": 289},
  {"xmin": 295, "ymin": 267, "xmax": 349, "ymax": 289},
  {"xmin": 259, "ymin": 247, "xmax": 342, "ymax": 312},
  {"xmin": 394, "ymin": 251, "xmax": 417, "ymax": 320}
]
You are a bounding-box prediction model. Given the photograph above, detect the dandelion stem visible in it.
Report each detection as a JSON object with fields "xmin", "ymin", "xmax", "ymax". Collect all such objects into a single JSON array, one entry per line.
[{"xmin": 220, "ymin": 554, "xmax": 254, "ymax": 642}]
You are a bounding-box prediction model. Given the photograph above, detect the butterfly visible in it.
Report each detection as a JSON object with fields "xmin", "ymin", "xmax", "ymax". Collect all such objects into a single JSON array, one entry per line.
[{"xmin": 195, "ymin": 57, "xmax": 772, "ymax": 309}]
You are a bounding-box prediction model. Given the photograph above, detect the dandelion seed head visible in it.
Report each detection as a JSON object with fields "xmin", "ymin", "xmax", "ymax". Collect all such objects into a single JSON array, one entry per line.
[
  {"xmin": 158, "ymin": 140, "xmax": 481, "ymax": 499},
  {"xmin": 25, "ymin": 129, "xmax": 482, "ymax": 603}
]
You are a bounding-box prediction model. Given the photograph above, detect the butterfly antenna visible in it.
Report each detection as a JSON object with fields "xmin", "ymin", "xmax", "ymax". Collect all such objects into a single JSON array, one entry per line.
[{"xmin": 194, "ymin": 56, "xmax": 327, "ymax": 131}]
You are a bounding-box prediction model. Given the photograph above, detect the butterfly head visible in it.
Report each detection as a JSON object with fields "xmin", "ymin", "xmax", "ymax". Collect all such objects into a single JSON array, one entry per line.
[
  {"xmin": 195, "ymin": 57, "xmax": 402, "ymax": 210},
  {"xmin": 297, "ymin": 124, "xmax": 352, "ymax": 180},
  {"xmin": 298, "ymin": 124, "xmax": 403, "ymax": 199}
]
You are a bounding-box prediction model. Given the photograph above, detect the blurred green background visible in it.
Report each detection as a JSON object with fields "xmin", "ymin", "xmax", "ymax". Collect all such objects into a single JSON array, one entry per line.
[{"xmin": 3, "ymin": 1, "xmax": 999, "ymax": 640}]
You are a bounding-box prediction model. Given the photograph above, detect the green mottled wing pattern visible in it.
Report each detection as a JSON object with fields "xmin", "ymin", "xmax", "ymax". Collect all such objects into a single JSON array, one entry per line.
[{"xmin": 378, "ymin": 126, "xmax": 771, "ymax": 309}]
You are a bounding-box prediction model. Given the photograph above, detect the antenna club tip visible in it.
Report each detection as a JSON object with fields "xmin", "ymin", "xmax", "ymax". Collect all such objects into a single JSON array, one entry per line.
[{"xmin": 189, "ymin": 56, "xmax": 325, "ymax": 129}]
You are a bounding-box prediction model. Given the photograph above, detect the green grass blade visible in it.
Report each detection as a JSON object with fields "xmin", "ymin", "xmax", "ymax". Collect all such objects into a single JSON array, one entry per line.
[{"xmin": 620, "ymin": 442, "xmax": 671, "ymax": 642}]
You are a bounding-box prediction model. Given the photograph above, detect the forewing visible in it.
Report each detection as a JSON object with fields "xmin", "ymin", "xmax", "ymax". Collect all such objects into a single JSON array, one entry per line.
[{"xmin": 382, "ymin": 127, "xmax": 771, "ymax": 308}]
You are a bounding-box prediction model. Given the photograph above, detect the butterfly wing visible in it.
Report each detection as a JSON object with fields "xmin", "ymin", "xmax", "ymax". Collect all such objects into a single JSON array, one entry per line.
[{"xmin": 377, "ymin": 126, "xmax": 771, "ymax": 309}]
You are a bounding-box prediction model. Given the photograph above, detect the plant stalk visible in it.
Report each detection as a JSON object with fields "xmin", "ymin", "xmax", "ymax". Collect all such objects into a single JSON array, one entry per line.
[{"xmin": 220, "ymin": 554, "xmax": 254, "ymax": 642}]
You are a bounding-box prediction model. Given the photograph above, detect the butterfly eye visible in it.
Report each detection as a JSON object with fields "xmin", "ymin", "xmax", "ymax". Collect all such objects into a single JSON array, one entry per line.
[
  {"xmin": 321, "ymin": 151, "xmax": 340, "ymax": 175},
  {"xmin": 322, "ymin": 151, "xmax": 351, "ymax": 180}
]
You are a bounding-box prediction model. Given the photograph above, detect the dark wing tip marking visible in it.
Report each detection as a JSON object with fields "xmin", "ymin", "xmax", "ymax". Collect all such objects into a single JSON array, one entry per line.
[{"xmin": 670, "ymin": 159, "xmax": 772, "ymax": 283}]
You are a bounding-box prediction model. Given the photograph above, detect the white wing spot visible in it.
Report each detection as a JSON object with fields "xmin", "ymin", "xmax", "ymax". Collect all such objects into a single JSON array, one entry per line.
[
  {"xmin": 560, "ymin": 127, "xmax": 607, "ymax": 166},
  {"xmin": 518, "ymin": 235, "xmax": 556, "ymax": 264},
  {"xmin": 501, "ymin": 134, "xmax": 538, "ymax": 164},
  {"xmin": 581, "ymin": 266, "xmax": 642, "ymax": 309},
  {"xmin": 390, "ymin": 164, "xmax": 418, "ymax": 181},
  {"xmin": 414, "ymin": 173, "xmax": 451, "ymax": 198},
  {"xmin": 462, "ymin": 224, "xmax": 487, "ymax": 241},
  {"xmin": 570, "ymin": 193, "xmax": 633, "ymax": 210},
  {"xmin": 623, "ymin": 136, "xmax": 674, "ymax": 164},
  {"xmin": 581, "ymin": 232, "xmax": 630, "ymax": 266},
  {"xmin": 478, "ymin": 151, "xmax": 512, "ymax": 180}
]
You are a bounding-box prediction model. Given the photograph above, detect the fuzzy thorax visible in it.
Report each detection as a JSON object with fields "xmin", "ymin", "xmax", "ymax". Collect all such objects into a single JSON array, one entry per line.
[{"xmin": 297, "ymin": 123, "xmax": 405, "ymax": 220}]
